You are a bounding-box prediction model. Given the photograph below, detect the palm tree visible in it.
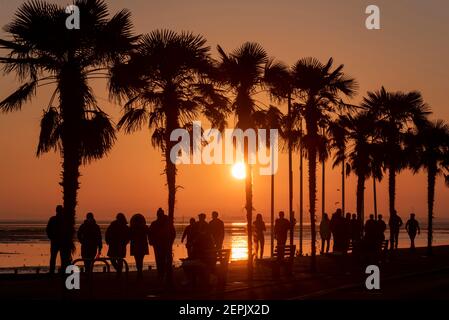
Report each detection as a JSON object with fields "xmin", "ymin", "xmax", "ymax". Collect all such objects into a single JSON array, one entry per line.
[
  {"xmin": 328, "ymin": 116, "xmax": 349, "ymax": 215},
  {"xmin": 111, "ymin": 30, "xmax": 227, "ymax": 283},
  {"xmin": 362, "ymin": 87, "xmax": 431, "ymax": 217},
  {"xmin": 345, "ymin": 113, "xmax": 383, "ymax": 224},
  {"xmin": 253, "ymin": 106, "xmax": 285, "ymax": 256},
  {"xmin": 0, "ymin": 0, "xmax": 136, "ymax": 265},
  {"xmin": 111, "ymin": 30, "xmax": 228, "ymax": 223},
  {"xmin": 405, "ymin": 120, "xmax": 449, "ymax": 255},
  {"xmin": 217, "ymin": 42, "xmax": 283, "ymax": 279},
  {"xmin": 290, "ymin": 57, "xmax": 357, "ymax": 271}
]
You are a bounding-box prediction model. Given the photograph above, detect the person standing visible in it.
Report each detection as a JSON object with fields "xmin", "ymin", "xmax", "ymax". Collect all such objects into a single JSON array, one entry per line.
[
  {"xmin": 388, "ymin": 210, "xmax": 403, "ymax": 250},
  {"xmin": 274, "ymin": 211, "xmax": 290, "ymax": 259},
  {"xmin": 319, "ymin": 213, "xmax": 331, "ymax": 254},
  {"xmin": 129, "ymin": 213, "xmax": 150, "ymax": 278},
  {"xmin": 405, "ymin": 213, "xmax": 421, "ymax": 250},
  {"xmin": 253, "ymin": 214, "xmax": 266, "ymax": 259},
  {"xmin": 350, "ymin": 214, "xmax": 361, "ymax": 246},
  {"xmin": 376, "ymin": 214, "xmax": 387, "ymax": 251},
  {"xmin": 46, "ymin": 205, "xmax": 64, "ymax": 274},
  {"xmin": 105, "ymin": 213, "xmax": 130, "ymax": 275},
  {"xmin": 181, "ymin": 218, "xmax": 196, "ymax": 258},
  {"xmin": 148, "ymin": 208, "xmax": 176, "ymax": 281},
  {"xmin": 209, "ymin": 211, "xmax": 225, "ymax": 250},
  {"xmin": 77, "ymin": 212, "xmax": 102, "ymax": 273}
]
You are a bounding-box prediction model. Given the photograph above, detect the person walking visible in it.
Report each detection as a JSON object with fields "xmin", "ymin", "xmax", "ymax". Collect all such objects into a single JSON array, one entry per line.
[
  {"xmin": 388, "ymin": 210, "xmax": 403, "ymax": 250},
  {"xmin": 105, "ymin": 213, "xmax": 130, "ymax": 275},
  {"xmin": 46, "ymin": 205, "xmax": 65, "ymax": 274},
  {"xmin": 77, "ymin": 212, "xmax": 102, "ymax": 273},
  {"xmin": 148, "ymin": 208, "xmax": 176, "ymax": 281},
  {"xmin": 209, "ymin": 211, "xmax": 225, "ymax": 250},
  {"xmin": 182, "ymin": 218, "xmax": 196, "ymax": 258},
  {"xmin": 319, "ymin": 213, "xmax": 331, "ymax": 254},
  {"xmin": 253, "ymin": 214, "xmax": 266, "ymax": 259},
  {"xmin": 129, "ymin": 213, "xmax": 150, "ymax": 278},
  {"xmin": 405, "ymin": 213, "xmax": 421, "ymax": 250}
]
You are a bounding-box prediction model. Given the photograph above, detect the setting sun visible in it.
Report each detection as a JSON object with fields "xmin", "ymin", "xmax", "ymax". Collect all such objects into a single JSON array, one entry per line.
[{"xmin": 231, "ymin": 162, "xmax": 246, "ymax": 180}]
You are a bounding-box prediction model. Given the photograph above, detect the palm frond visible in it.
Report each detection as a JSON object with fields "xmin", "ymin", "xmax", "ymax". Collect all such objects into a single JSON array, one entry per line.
[
  {"xmin": 37, "ymin": 106, "xmax": 61, "ymax": 155},
  {"xmin": 0, "ymin": 80, "xmax": 37, "ymax": 112}
]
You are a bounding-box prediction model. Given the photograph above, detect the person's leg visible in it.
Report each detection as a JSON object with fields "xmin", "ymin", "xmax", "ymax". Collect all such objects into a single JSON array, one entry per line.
[
  {"xmin": 326, "ymin": 238, "xmax": 330, "ymax": 253},
  {"xmin": 320, "ymin": 236, "xmax": 324, "ymax": 253},
  {"xmin": 395, "ymin": 231, "xmax": 399, "ymax": 249},
  {"xmin": 260, "ymin": 237, "xmax": 264, "ymax": 259},
  {"xmin": 154, "ymin": 246, "xmax": 165, "ymax": 277},
  {"xmin": 49, "ymin": 243, "xmax": 58, "ymax": 274},
  {"xmin": 135, "ymin": 255, "xmax": 143, "ymax": 277},
  {"xmin": 60, "ymin": 247, "xmax": 72, "ymax": 274}
]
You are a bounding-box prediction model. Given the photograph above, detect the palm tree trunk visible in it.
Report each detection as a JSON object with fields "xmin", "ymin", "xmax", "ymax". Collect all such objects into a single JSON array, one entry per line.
[
  {"xmin": 270, "ymin": 172, "xmax": 274, "ymax": 257},
  {"xmin": 58, "ymin": 65, "xmax": 84, "ymax": 269},
  {"xmin": 427, "ymin": 166, "xmax": 436, "ymax": 256},
  {"xmin": 288, "ymin": 94, "xmax": 294, "ymax": 247},
  {"xmin": 299, "ymin": 131, "xmax": 304, "ymax": 256},
  {"xmin": 322, "ymin": 156, "xmax": 325, "ymax": 218},
  {"xmin": 388, "ymin": 165, "xmax": 396, "ymax": 217},
  {"xmin": 373, "ymin": 177, "xmax": 378, "ymax": 219},
  {"xmin": 356, "ymin": 174, "xmax": 365, "ymax": 224},
  {"xmin": 308, "ymin": 147, "xmax": 317, "ymax": 272},
  {"xmin": 244, "ymin": 143, "xmax": 253, "ymax": 280},
  {"xmin": 341, "ymin": 159, "xmax": 345, "ymax": 215}
]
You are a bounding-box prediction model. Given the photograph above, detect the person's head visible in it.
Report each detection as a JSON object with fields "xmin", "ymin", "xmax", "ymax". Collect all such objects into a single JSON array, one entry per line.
[
  {"xmin": 156, "ymin": 208, "xmax": 165, "ymax": 219},
  {"xmin": 336, "ymin": 208, "xmax": 342, "ymax": 217},
  {"xmin": 351, "ymin": 214, "xmax": 357, "ymax": 220},
  {"xmin": 323, "ymin": 213, "xmax": 329, "ymax": 220},
  {"xmin": 116, "ymin": 213, "xmax": 127, "ymax": 224},
  {"xmin": 256, "ymin": 213, "xmax": 263, "ymax": 221},
  {"xmin": 212, "ymin": 211, "xmax": 219, "ymax": 219},
  {"xmin": 393, "ymin": 210, "xmax": 397, "ymax": 216},
  {"xmin": 56, "ymin": 205, "xmax": 64, "ymax": 216},
  {"xmin": 86, "ymin": 212, "xmax": 94, "ymax": 221},
  {"xmin": 189, "ymin": 217, "xmax": 196, "ymax": 225},
  {"xmin": 198, "ymin": 213, "xmax": 206, "ymax": 222},
  {"xmin": 369, "ymin": 214, "xmax": 374, "ymax": 220},
  {"xmin": 279, "ymin": 211, "xmax": 285, "ymax": 219},
  {"xmin": 378, "ymin": 214, "xmax": 383, "ymax": 220},
  {"xmin": 410, "ymin": 213, "xmax": 416, "ymax": 219},
  {"xmin": 130, "ymin": 213, "xmax": 146, "ymax": 227},
  {"xmin": 346, "ymin": 213, "xmax": 351, "ymax": 219}
]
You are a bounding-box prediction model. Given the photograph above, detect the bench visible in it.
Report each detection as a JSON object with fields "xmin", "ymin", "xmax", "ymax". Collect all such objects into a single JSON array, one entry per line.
[
  {"xmin": 72, "ymin": 257, "xmax": 129, "ymax": 275},
  {"xmin": 181, "ymin": 249, "xmax": 231, "ymax": 288},
  {"xmin": 257, "ymin": 245, "xmax": 296, "ymax": 279}
]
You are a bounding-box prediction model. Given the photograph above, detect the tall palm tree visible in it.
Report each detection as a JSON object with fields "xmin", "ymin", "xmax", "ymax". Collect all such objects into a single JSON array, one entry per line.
[
  {"xmin": 111, "ymin": 30, "xmax": 228, "ymax": 224},
  {"xmin": 328, "ymin": 116, "xmax": 349, "ymax": 215},
  {"xmin": 0, "ymin": 0, "xmax": 136, "ymax": 265},
  {"xmin": 290, "ymin": 57, "xmax": 357, "ymax": 271},
  {"xmin": 345, "ymin": 113, "xmax": 383, "ymax": 224},
  {"xmin": 362, "ymin": 87, "xmax": 431, "ymax": 217},
  {"xmin": 217, "ymin": 42, "xmax": 282, "ymax": 279},
  {"xmin": 253, "ymin": 106, "xmax": 285, "ymax": 256},
  {"xmin": 405, "ymin": 120, "xmax": 449, "ymax": 255}
]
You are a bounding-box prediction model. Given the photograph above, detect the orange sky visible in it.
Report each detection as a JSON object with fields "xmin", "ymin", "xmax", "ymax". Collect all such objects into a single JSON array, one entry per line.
[{"xmin": 0, "ymin": 0, "xmax": 448, "ymax": 222}]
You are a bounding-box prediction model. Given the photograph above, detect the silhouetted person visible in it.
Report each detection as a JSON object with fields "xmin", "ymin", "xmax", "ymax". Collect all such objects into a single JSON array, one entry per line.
[
  {"xmin": 330, "ymin": 209, "xmax": 346, "ymax": 252},
  {"xmin": 350, "ymin": 214, "xmax": 361, "ymax": 246},
  {"xmin": 376, "ymin": 214, "xmax": 387, "ymax": 252},
  {"xmin": 148, "ymin": 208, "xmax": 176, "ymax": 281},
  {"xmin": 209, "ymin": 211, "xmax": 225, "ymax": 250},
  {"xmin": 129, "ymin": 213, "xmax": 150, "ymax": 278},
  {"xmin": 343, "ymin": 213, "xmax": 352, "ymax": 251},
  {"xmin": 319, "ymin": 213, "xmax": 331, "ymax": 254},
  {"xmin": 405, "ymin": 213, "xmax": 421, "ymax": 250},
  {"xmin": 388, "ymin": 210, "xmax": 403, "ymax": 250},
  {"xmin": 274, "ymin": 211, "xmax": 290, "ymax": 259},
  {"xmin": 46, "ymin": 205, "xmax": 65, "ymax": 274},
  {"xmin": 182, "ymin": 218, "xmax": 196, "ymax": 258},
  {"xmin": 77, "ymin": 212, "xmax": 102, "ymax": 273},
  {"xmin": 105, "ymin": 213, "xmax": 130, "ymax": 275},
  {"xmin": 253, "ymin": 214, "xmax": 266, "ymax": 259},
  {"xmin": 364, "ymin": 214, "xmax": 377, "ymax": 251}
]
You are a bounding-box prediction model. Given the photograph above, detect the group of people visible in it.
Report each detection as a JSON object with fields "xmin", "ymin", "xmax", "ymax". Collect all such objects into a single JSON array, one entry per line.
[
  {"xmin": 319, "ymin": 208, "xmax": 421, "ymax": 255},
  {"xmin": 46, "ymin": 206, "xmax": 175, "ymax": 280}
]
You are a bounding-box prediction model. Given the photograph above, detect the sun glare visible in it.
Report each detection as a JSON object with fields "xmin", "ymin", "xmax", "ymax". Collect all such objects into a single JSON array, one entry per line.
[{"xmin": 231, "ymin": 162, "xmax": 246, "ymax": 180}]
